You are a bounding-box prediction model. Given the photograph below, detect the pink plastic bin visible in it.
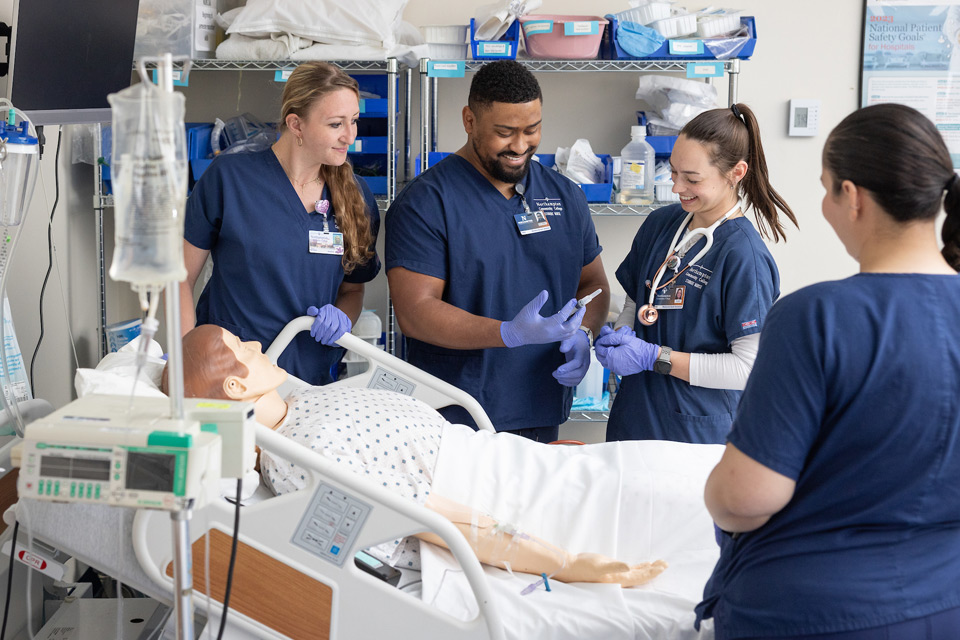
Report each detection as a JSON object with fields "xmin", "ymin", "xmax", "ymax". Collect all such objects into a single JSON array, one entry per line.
[{"xmin": 518, "ymin": 15, "xmax": 609, "ymax": 59}]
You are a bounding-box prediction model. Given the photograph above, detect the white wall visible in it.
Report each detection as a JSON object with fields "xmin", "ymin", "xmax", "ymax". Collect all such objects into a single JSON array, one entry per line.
[{"xmin": 7, "ymin": 0, "xmax": 865, "ymax": 409}]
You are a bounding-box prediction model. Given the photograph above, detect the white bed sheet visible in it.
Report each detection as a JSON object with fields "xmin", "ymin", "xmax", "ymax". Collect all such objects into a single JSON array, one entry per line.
[{"xmin": 422, "ymin": 424, "xmax": 721, "ymax": 640}]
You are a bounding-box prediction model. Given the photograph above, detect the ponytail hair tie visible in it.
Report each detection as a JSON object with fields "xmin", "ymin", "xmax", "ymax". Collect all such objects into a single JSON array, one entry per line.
[
  {"xmin": 731, "ymin": 104, "xmax": 746, "ymax": 124},
  {"xmin": 946, "ymin": 173, "xmax": 959, "ymax": 192}
]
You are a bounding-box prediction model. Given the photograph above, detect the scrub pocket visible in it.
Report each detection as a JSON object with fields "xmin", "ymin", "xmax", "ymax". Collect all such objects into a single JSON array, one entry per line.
[
  {"xmin": 673, "ymin": 410, "xmax": 734, "ymax": 445},
  {"xmin": 412, "ymin": 342, "xmax": 483, "ymax": 396}
]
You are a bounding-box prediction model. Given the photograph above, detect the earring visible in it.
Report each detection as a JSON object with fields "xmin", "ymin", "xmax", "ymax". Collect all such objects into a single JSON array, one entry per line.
[{"xmin": 297, "ymin": 136, "xmax": 303, "ymax": 147}]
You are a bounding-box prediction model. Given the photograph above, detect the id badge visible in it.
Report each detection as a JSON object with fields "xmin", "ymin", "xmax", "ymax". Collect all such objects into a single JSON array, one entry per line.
[
  {"xmin": 514, "ymin": 211, "xmax": 551, "ymax": 236},
  {"xmin": 309, "ymin": 230, "xmax": 344, "ymax": 255},
  {"xmin": 653, "ymin": 283, "xmax": 685, "ymax": 310}
]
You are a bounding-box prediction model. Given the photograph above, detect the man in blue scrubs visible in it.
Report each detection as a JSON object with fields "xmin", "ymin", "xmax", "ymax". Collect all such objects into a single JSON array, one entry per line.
[{"xmin": 385, "ymin": 61, "xmax": 609, "ymax": 442}]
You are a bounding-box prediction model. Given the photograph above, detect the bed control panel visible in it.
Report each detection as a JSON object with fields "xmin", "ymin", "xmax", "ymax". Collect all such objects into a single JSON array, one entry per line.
[
  {"xmin": 367, "ymin": 367, "xmax": 416, "ymax": 396},
  {"xmin": 292, "ymin": 482, "xmax": 371, "ymax": 567}
]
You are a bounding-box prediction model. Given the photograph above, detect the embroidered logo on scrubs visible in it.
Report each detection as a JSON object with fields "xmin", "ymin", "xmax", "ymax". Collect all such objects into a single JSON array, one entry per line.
[
  {"xmin": 532, "ymin": 197, "xmax": 563, "ymax": 216},
  {"xmin": 741, "ymin": 319, "xmax": 758, "ymax": 330},
  {"xmin": 683, "ymin": 264, "xmax": 712, "ymax": 290}
]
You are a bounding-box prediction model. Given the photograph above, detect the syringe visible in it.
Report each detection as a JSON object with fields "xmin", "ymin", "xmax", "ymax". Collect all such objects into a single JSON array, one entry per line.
[{"xmin": 567, "ymin": 287, "xmax": 603, "ymax": 319}]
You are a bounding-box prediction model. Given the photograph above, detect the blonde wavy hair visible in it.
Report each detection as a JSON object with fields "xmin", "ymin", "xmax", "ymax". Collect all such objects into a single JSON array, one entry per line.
[{"xmin": 280, "ymin": 62, "xmax": 375, "ymax": 274}]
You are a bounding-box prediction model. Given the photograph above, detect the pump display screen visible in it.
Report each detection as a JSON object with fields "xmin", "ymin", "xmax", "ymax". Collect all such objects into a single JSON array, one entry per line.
[
  {"xmin": 125, "ymin": 452, "xmax": 177, "ymax": 493},
  {"xmin": 40, "ymin": 456, "xmax": 110, "ymax": 481}
]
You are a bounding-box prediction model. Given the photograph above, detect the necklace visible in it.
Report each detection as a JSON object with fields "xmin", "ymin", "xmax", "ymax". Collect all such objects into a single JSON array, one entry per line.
[{"xmin": 292, "ymin": 174, "xmax": 322, "ymax": 194}]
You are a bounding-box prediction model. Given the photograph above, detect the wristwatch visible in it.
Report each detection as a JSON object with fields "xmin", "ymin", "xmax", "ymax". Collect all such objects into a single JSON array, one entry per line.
[
  {"xmin": 653, "ymin": 346, "xmax": 673, "ymax": 375},
  {"xmin": 579, "ymin": 326, "xmax": 594, "ymax": 346}
]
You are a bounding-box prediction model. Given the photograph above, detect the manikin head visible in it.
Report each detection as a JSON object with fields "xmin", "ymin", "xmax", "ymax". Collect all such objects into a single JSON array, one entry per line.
[{"xmin": 161, "ymin": 325, "xmax": 289, "ymax": 427}]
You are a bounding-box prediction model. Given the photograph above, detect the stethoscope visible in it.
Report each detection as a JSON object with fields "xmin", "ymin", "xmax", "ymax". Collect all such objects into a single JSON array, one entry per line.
[{"xmin": 637, "ymin": 200, "xmax": 742, "ymax": 326}]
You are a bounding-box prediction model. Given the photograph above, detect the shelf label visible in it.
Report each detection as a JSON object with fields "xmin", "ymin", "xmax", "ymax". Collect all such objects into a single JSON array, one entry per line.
[
  {"xmin": 523, "ymin": 20, "xmax": 553, "ymax": 36},
  {"xmin": 349, "ymin": 140, "xmax": 362, "ymax": 153},
  {"xmin": 274, "ymin": 68, "xmax": 295, "ymax": 83},
  {"xmin": 150, "ymin": 69, "xmax": 188, "ymax": 87},
  {"xmin": 686, "ymin": 61, "xmax": 724, "ymax": 78},
  {"xmin": 427, "ymin": 60, "xmax": 466, "ymax": 78},
  {"xmin": 669, "ymin": 40, "xmax": 704, "ymax": 55},
  {"xmin": 479, "ymin": 42, "xmax": 510, "ymax": 56},
  {"xmin": 359, "ymin": 98, "xmax": 366, "ymax": 114},
  {"xmin": 565, "ymin": 21, "xmax": 599, "ymax": 36}
]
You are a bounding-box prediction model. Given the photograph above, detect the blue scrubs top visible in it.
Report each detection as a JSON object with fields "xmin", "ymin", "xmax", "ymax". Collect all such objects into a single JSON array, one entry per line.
[
  {"xmin": 385, "ymin": 155, "xmax": 601, "ymax": 431},
  {"xmin": 184, "ymin": 149, "xmax": 381, "ymax": 385},
  {"xmin": 606, "ymin": 204, "xmax": 778, "ymax": 444},
  {"xmin": 696, "ymin": 274, "xmax": 960, "ymax": 638}
]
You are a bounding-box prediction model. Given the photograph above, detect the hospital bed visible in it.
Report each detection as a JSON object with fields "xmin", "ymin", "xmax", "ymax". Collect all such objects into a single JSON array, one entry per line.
[{"xmin": 10, "ymin": 318, "xmax": 721, "ymax": 640}]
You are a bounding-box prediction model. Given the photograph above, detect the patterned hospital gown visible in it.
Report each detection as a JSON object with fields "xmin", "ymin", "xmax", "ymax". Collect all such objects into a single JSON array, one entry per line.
[{"xmin": 259, "ymin": 386, "xmax": 446, "ymax": 569}]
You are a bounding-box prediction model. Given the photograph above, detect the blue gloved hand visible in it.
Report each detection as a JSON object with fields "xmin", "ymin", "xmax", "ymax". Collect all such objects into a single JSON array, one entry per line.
[
  {"xmin": 306, "ymin": 304, "xmax": 352, "ymax": 346},
  {"xmin": 594, "ymin": 325, "xmax": 660, "ymax": 376},
  {"xmin": 500, "ymin": 290, "xmax": 585, "ymax": 348},
  {"xmin": 551, "ymin": 329, "xmax": 592, "ymax": 387}
]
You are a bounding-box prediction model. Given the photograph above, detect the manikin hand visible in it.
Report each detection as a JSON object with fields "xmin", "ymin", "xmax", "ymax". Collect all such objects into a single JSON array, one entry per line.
[
  {"xmin": 594, "ymin": 325, "xmax": 660, "ymax": 376},
  {"xmin": 556, "ymin": 553, "xmax": 669, "ymax": 587},
  {"xmin": 306, "ymin": 304, "xmax": 352, "ymax": 346},
  {"xmin": 500, "ymin": 290, "xmax": 585, "ymax": 348},
  {"xmin": 551, "ymin": 329, "xmax": 591, "ymax": 387}
]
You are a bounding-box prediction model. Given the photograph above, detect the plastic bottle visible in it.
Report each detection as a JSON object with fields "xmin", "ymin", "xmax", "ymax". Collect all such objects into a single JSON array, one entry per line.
[{"xmin": 618, "ymin": 125, "xmax": 655, "ymax": 205}]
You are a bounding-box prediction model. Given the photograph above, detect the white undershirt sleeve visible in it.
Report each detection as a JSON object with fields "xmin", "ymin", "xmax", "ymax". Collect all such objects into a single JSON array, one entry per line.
[
  {"xmin": 688, "ymin": 333, "xmax": 761, "ymax": 390},
  {"xmin": 615, "ymin": 295, "xmax": 637, "ymax": 330}
]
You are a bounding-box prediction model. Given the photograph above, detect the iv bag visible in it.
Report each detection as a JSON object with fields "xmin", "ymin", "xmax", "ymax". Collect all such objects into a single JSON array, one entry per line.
[{"xmin": 107, "ymin": 81, "xmax": 188, "ymax": 288}]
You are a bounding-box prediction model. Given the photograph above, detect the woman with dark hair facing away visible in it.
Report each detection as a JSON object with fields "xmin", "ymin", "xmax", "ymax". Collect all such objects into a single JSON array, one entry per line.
[
  {"xmin": 597, "ymin": 103, "xmax": 797, "ymax": 444},
  {"xmin": 697, "ymin": 102, "xmax": 960, "ymax": 639},
  {"xmin": 179, "ymin": 61, "xmax": 380, "ymax": 386}
]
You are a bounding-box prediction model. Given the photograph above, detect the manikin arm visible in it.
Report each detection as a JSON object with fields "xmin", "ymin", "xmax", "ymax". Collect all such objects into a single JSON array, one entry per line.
[{"xmin": 415, "ymin": 494, "xmax": 667, "ymax": 587}]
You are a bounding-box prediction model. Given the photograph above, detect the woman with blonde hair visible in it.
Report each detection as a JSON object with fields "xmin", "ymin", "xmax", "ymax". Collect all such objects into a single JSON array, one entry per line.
[{"xmin": 180, "ymin": 61, "xmax": 380, "ymax": 385}]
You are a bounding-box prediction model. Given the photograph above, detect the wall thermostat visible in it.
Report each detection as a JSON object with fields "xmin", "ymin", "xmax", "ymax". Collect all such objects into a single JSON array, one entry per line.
[{"xmin": 788, "ymin": 99, "xmax": 821, "ymax": 137}]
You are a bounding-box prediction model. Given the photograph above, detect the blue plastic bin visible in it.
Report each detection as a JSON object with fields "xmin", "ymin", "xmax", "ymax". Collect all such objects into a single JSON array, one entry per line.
[
  {"xmin": 535, "ymin": 153, "xmax": 613, "ymax": 203},
  {"xmin": 348, "ymin": 137, "xmax": 388, "ymax": 154},
  {"xmin": 470, "ymin": 18, "xmax": 521, "ymax": 60},
  {"xmin": 414, "ymin": 152, "xmax": 453, "ymax": 175},
  {"xmin": 602, "ymin": 15, "xmax": 756, "ymax": 61}
]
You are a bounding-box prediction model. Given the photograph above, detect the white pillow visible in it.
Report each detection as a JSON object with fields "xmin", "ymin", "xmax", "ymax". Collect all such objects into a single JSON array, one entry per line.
[
  {"xmin": 227, "ymin": 0, "xmax": 408, "ymax": 48},
  {"xmin": 74, "ymin": 337, "xmax": 166, "ymax": 399}
]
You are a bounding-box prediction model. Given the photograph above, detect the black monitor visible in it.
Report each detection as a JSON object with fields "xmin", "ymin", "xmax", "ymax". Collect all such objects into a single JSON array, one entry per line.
[{"xmin": 0, "ymin": 0, "xmax": 141, "ymax": 125}]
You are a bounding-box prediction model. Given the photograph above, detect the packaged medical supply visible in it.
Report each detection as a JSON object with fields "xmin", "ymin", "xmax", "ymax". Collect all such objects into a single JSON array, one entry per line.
[
  {"xmin": 474, "ymin": 0, "xmax": 542, "ymax": 41},
  {"xmin": 696, "ymin": 8, "xmax": 742, "ymax": 38},
  {"xmin": 554, "ymin": 139, "xmax": 605, "ymax": 185},
  {"xmin": 649, "ymin": 12, "xmax": 697, "ymax": 38},
  {"xmin": 617, "ymin": 2, "xmax": 672, "ymax": 26},
  {"xmin": 635, "ymin": 76, "xmax": 718, "ymax": 131},
  {"xmin": 106, "ymin": 318, "xmax": 143, "ymax": 352},
  {"xmin": 619, "ymin": 126, "xmax": 655, "ymax": 205},
  {"xmin": 615, "ymin": 20, "xmax": 666, "ymax": 58}
]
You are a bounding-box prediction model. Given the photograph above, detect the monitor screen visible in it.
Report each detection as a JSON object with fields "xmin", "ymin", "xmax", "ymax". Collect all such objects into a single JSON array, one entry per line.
[{"xmin": 2, "ymin": 0, "xmax": 141, "ymax": 125}]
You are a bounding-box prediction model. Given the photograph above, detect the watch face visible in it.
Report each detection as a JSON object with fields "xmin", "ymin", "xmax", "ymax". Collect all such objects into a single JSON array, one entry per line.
[{"xmin": 654, "ymin": 359, "xmax": 672, "ymax": 375}]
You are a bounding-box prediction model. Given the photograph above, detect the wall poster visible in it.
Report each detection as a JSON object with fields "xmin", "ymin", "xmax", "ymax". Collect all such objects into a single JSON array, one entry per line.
[{"xmin": 862, "ymin": 0, "xmax": 960, "ymax": 166}]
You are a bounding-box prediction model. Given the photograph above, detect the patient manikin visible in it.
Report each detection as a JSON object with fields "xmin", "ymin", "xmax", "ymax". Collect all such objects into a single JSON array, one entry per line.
[{"xmin": 165, "ymin": 325, "xmax": 668, "ymax": 587}]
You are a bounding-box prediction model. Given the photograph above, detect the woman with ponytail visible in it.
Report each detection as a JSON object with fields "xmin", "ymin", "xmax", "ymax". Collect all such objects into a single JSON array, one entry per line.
[
  {"xmin": 597, "ymin": 103, "xmax": 796, "ymax": 444},
  {"xmin": 180, "ymin": 62, "xmax": 380, "ymax": 385},
  {"xmin": 698, "ymin": 103, "xmax": 960, "ymax": 639}
]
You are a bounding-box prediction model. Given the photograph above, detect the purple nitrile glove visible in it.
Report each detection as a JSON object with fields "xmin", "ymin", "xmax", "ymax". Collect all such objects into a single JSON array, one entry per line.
[
  {"xmin": 551, "ymin": 329, "xmax": 591, "ymax": 387},
  {"xmin": 500, "ymin": 290, "xmax": 585, "ymax": 348},
  {"xmin": 306, "ymin": 304, "xmax": 352, "ymax": 346},
  {"xmin": 594, "ymin": 325, "xmax": 659, "ymax": 376}
]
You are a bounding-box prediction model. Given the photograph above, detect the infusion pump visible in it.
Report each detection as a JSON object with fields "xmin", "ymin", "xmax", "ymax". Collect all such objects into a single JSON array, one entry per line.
[{"xmin": 14, "ymin": 395, "xmax": 251, "ymax": 511}]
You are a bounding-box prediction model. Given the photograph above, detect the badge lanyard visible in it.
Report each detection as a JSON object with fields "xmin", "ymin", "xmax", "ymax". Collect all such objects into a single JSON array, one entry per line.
[
  {"xmin": 308, "ymin": 199, "xmax": 345, "ymax": 256},
  {"xmin": 637, "ymin": 200, "xmax": 742, "ymax": 326},
  {"xmin": 513, "ymin": 182, "xmax": 551, "ymax": 236}
]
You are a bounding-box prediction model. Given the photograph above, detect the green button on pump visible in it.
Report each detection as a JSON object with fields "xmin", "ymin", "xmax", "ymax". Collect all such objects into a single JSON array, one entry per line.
[
  {"xmin": 70, "ymin": 483, "xmax": 76, "ymax": 497},
  {"xmin": 54, "ymin": 481, "xmax": 60, "ymax": 496},
  {"xmin": 86, "ymin": 484, "xmax": 93, "ymax": 498},
  {"xmin": 45, "ymin": 480, "xmax": 52, "ymax": 495},
  {"xmin": 95, "ymin": 485, "xmax": 101, "ymax": 499}
]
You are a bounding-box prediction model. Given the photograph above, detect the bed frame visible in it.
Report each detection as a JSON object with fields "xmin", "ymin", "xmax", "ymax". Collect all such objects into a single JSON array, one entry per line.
[{"xmin": 133, "ymin": 317, "xmax": 505, "ymax": 639}]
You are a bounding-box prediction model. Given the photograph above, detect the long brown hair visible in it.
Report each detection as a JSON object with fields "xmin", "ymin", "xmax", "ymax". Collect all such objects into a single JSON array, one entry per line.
[
  {"xmin": 681, "ymin": 103, "xmax": 797, "ymax": 242},
  {"xmin": 280, "ymin": 62, "xmax": 375, "ymax": 274},
  {"xmin": 823, "ymin": 103, "xmax": 960, "ymax": 270}
]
